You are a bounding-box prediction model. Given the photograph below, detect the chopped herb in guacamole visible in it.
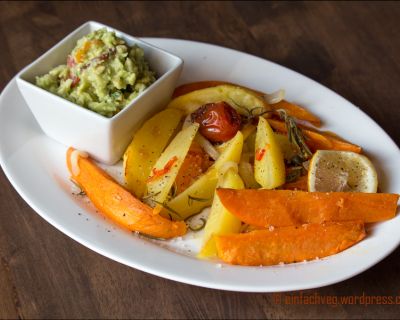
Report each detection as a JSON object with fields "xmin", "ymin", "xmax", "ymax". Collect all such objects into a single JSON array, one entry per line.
[{"xmin": 36, "ymin": 28, "xmax": 156, "ymax": 117}]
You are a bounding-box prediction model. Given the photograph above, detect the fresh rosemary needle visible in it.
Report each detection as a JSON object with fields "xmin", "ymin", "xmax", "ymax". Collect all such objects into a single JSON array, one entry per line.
[{"xmin": 276, "ymin": 109, "xmax": 312, "ymax": 160}]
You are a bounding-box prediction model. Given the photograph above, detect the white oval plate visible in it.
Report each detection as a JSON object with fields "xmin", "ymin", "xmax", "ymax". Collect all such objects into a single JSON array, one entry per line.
[{"xmin": 1, "ymin": 39, "xmax": 399, "ymax": 292}]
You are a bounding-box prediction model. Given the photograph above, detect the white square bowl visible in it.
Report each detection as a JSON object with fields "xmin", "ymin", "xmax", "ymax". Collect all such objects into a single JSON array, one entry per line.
[{"xmin": 16, "ymin": 21, "xmax": 183, "ymax": 164}]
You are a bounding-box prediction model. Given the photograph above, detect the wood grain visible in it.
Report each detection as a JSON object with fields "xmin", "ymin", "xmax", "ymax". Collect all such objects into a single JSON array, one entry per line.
[{"xmin": 0, "ymin": 1, "xmax": 400, "ymax": 318}]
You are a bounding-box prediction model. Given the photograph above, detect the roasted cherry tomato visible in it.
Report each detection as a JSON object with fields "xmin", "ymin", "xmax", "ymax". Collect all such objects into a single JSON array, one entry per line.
[{"xmin": 191, "ymin": 101, "xmax": 241, "ymax": 143}]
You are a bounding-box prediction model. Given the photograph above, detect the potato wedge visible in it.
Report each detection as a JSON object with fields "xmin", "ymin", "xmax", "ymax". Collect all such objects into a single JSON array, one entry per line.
[
  {"xmin": 164, "ymin": 131, "xmax": 243, "ymax": 219},
  {"xmin": 273, "ymin": 132, "xmax": 297, "ymax": 161},
  {"xmin": 198, "ymin": 168, "xmax": 244, "ymax": 258},
  {"xmin": 172, "ymin": 81, "xmax": 321, "ymax": 126},
  {"xmin": 123, "ymin": 109, "xmax": 184, "ymax": 198},
  {"xmin": 254, "ymin": 117, "xmax": 285, "ymax": 189},
  {"xmin": 146, "ymin": 123, "xmax": 199, "ymax": 206},
  {"xmin": 167, "ymin": 84, "xmax": 270, "ymax": 116}
]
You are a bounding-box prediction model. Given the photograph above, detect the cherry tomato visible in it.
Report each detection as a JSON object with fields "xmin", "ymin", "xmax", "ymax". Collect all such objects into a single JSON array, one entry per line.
[{"xmin": 191, "ymin": 101, "xmax": 241, "ymax": 143}]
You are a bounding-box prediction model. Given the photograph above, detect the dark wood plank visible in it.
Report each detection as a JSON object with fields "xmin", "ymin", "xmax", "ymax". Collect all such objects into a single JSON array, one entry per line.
[{"xmin": 0, "ymin": 1, "xmax": 400, "ymax": 318}]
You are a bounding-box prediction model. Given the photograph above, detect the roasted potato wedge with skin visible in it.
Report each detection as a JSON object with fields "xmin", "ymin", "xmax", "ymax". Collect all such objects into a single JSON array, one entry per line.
[
  {"xmin": 198, "ymin": 168, "xmax": 244, "ymax": 259},
  {"xmin": 167, "ymin": 84, "xmax": 271, "ymax": 117},
  {"xmin": 123, "ymin": 109, "xmax": 184, "ymax": 198},
  {"xmin": 146, "ymin": 123, "xmax": 199, "ymax": 206},
  {"xmin": 254, "ymin": 117, "xmax": 286, "ymax": 189},
  {"xmin": 164, "ymin": 131, "xmax": 244, "ymax": 220},
  {"xmin": 172, "ymin": 81, "xmax": 321, "ymax": 126}
]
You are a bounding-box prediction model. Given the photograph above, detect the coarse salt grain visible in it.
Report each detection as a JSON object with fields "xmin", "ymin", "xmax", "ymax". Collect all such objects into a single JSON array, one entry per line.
[
  {"xmin": 216, "ymin": 263, "xmax": 222, "ymax": 269},
  {"xmin": 268, "ymin": 226, "xmax": 275, "ymax": 231}
]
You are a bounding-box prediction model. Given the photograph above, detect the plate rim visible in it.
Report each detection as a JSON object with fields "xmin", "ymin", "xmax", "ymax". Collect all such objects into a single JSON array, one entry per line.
[{"xmin": 1, "ymin": 38, "xmax": 400, "ymax": 293}]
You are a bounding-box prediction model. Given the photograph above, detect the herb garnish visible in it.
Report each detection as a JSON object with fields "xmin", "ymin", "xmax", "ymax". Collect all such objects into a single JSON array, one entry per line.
[
  {"xmin": 134, "ymin": 231, "xmax": 167, "ymax": 241},
  {"xmin": 285, "ymin": 166, "xmax": 304, "ymax": 183},
  {"xmin": 70, "ymin": 178, "xmax": 86, "ymax": 196},
  {"xmin": 151, "ymin": 200, "xmax": 182, "ymax": 220},
  {"xmin": 187, "ymin": 195, "xmax": 211, "ymax": 207},
  {"xmin": 276, "ymin": 109, "xmax": 312, "ymax": 161},
  {"xmin": 188, "ymin": 218, "xmax": 206, "ymax": 231}
]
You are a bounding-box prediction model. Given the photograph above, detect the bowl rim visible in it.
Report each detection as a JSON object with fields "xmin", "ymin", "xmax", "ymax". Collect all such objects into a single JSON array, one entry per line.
[{"xmin": 16, "ymin": 20, "xmax": 184, "ymax": 123}]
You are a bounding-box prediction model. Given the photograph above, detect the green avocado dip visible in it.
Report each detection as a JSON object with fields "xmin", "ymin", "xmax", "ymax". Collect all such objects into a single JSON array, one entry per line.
[{"xmin": 36, "ymin": 28, "xmax": 156, "ymax": 117}]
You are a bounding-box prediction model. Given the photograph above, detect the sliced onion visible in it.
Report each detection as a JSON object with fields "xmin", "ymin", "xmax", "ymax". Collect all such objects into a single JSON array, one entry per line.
[
  {"xmin": 183, "ymin": 114, "xmax": 220, "ymax": 160},
  {"xmin": 238, "ymin": 161, "xmax": 254, "ymax": 186},
  {"xmin": 195, "ymin": 134, "xmax": 220, "ymax": 161},
  {"xmin": 263, "ymin": 89, "xmax": 285, "ymax": 104},
  {"xmin": 182, "ymin": 114, "xmax": 192, "ymax": 129},
  {"xmin": 219, "ymin": 161, "xmax": 239, "ymax": 176},
  {"xmin": 70, "ymin": 149, "xmax": 89, "ymax": 176}
]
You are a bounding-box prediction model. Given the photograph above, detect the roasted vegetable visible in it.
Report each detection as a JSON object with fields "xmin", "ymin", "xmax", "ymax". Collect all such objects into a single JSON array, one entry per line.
[
  {"xmin": 123, "ymin": 109, "xmax": 183, "ymax": 198},
  {"xmin": 191, "ymin": 101, "xmax": 241, "ymax": 143},
  {"xmin": 216, "ymin": 189, "xmax": 399, "ymax": 227},
  {"xmin": 198, "ymin": 168, "xmax": 244, "ymax": 258},
  {"xmin": 146, "ymin": 123, "xmax": 199, "ymax": 206},
  {"xmin": 254, "ymin": 117, "xmax": 286, "ymax": 189},
  {"xmin": 167, "ymin": 84, "xmax": 270, "ymax": 117},
  {"xmin": 267, "ymin": 119, "xmax": 362, "ymax": 153},
  {"xmin": 66, "ymin": 148, "xmax": 186, "ymax": 239},
  {"xmin": 172, "ymin": 81, "xmax": 321, "ymax": 126},
  {"xmin": 164, "ymin": 131, "xmax": 243, "ymax": 219},
  {"xmin": 215, "ymin": 221, "xmax": 366, "ymax": 266}
]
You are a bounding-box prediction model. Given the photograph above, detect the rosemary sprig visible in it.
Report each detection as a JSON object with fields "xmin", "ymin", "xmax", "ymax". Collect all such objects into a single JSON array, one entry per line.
[
  {"xmin": 229, "ymin": 98, "xmax": 273, "ymax": 121},
  {"xmin": 134, "ymin": 231, "xmax": 167, "ymax": 241},
  {"xmin": 168, "ymin": 182, "xmax": 178, "ymax": 200},
  {"xmin": 187, "ymin": 195, "xmax": 211, "ymax": 207},
  {"xmin": 142, "ymin": 191, "xmax": 161, "ymax": 201},
  {"xmin": 276, "ymin": 109, "xmax": 312, "ymax": 160},
  {"xmin": 70, "ymin": 178, "xmax": 86, "ymax": 196},
  {"xmin": 188, "ymin": 218, "xmax": 206, "ymax": 232},
  {"xmin": 285, "ymin": 166, "xmax": 303, "ymax": 183},
  {"xmin": 151, "ymin": 200, "xmax": 182, "ymax": 219},
  {"xmin": 184, "ymin": 211, "xmax": 207, "ymax": 232}
]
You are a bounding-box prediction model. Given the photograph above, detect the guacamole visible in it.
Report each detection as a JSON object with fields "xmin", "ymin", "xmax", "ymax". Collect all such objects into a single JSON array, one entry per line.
[{"xmin": 36, "ymin": 28, "xmax": 156, "ymax": 117}]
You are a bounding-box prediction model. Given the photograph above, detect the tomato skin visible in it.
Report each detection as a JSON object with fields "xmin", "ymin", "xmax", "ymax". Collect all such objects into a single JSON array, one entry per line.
[{"xmin": 191, "ymin": 101, "xmax": 241, "ymax": 143}]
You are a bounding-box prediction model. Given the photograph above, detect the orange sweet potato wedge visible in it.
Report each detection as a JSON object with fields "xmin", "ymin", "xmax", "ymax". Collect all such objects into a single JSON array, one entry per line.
[
  {"xmin": 216, "ymin": 189, "xmax": 399, "ymax": 227},
  {"xmin": 281, "ymin": 175, "xmax": 308, "ymax": 191},
  {"xmin": 267, "ymin": 119, "xmax": 362, "ymax": 153},
  {"xmin": 269, "ymin": 100, "xmax": 321, "ymax": 127},
  {"xmin": 66, "ymin": 148, "xmax": 186, "ymax": 239},
  {"xmin": 172, "ymin": 81, "xmax": 321, "ymax": 126},
  {"xmin": 215, "ymin": 221, "xmax": 366, "ymax": 266}
]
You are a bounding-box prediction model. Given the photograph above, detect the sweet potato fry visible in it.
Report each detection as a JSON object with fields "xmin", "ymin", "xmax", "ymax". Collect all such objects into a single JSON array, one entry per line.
[
  {"xmin": 281, "ymin": 175, "xmax": 308, "ymax": 191},
  {"xmin": 66, "ymin": 148, "xmax": 186, "ymax": 239},
  {"xmin": 172, "ymin": 81, "xmax": 321, "ymax": 126},
  {"xmin": 267, "ymin": 119, "xmax": 362, "ymax": 153},
  {"xmin": 269, "ymin": 100, "xmax": 321, "ymax": 127},
  {"xmin": 215, "ymin": 221, "xmax": 366, "ymax": 266},
  {"xmin": 216, "ymin": 189, "xmax": 399, "ymax": 227}
]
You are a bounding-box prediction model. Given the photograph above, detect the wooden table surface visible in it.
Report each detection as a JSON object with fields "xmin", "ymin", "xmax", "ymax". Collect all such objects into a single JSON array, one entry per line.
[{"xmin": 1, "ymin": 1, "xmax": 400, "ymax": 319}]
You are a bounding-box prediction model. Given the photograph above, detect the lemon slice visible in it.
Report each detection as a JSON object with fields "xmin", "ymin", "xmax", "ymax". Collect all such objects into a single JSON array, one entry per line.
[{"xmin": 308, "ymin": 150, "xmax": 378, "ymax": 192}]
